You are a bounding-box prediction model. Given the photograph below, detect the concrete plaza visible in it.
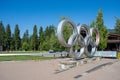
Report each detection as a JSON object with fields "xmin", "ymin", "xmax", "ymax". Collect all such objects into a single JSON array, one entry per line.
[{"xmin": 0, "ymin": 58, "xmax": 120, "ymax": 80}]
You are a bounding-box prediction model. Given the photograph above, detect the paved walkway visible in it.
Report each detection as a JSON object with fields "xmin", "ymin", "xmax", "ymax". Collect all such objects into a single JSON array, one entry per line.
[{"xmin": 0, "ymin": 58, "xmax": 120, "ymax": 80}]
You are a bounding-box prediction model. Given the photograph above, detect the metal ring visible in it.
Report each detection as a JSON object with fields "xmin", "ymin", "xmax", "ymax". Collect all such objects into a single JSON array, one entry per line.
[
  {"xmin": 89, "ymin": 28, "xmax": 100, "ymax": 46},
  {"xmin": 84, "ymin": 36, "xmax": 96, "ymax": 57},
  {"xmin": 57, "ymin": 19, "xmax": 100, "ymax": 59},
  {"xmin": 69, "ymin": 35, "xmax": 85, "ymax": 59},
  {"xmin": 57, "ymin": 20, "xmax": 78, "ymax": 47},
  {"xmin": 68, "ymin": 24, "xmax": 88, "ymax": 59}
]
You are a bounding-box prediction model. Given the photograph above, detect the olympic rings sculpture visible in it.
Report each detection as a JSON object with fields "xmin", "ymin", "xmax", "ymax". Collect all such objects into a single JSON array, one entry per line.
[{"xmin": 57, "ymin": 20, "xmax": 100, "ymax": 59}]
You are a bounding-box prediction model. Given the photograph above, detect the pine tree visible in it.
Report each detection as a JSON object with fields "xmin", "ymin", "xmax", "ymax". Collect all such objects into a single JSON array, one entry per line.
[
  {"xmin": 49, "ymin": 33, "xmax": 58, "ymax": 51},
  {"xmin": 96, "ymin": 8, "xmax": 108, "ymax": 50},
  {"xmin": 31, "ymin": 25, "xmax": 38, "ymax": 51},
  {"xmin": 29, "ymin": 35, "xmax": 33, "ymax": 50},
  {"xmin": 48, "ymin": 25, "xmax": 57, "ymax": 51},
  {"xmin": 90, "ymin": 21, "xmax": 95, "ymax": 28},
  {"xmin": 39, "ymin": 26, "xmax": 45, "ymax": 51},
  {"xmin": 42, "ymin": 26, "xmax": 50, "ymax": 51},
  {"xmin": 14, "ymin": 24, "xmax": 21, "ymax": 50},
  {"xmin": 5, "ymin": 24, "xmax": 11, "ymax": 51},
  {"xmin": 114, "ymin": 17, "xmax": 120, "ymax": 34},
  {"xmin": 0, "ymin": 21, "xmax": 6, "ymax": 51},
  {"xmin": 22, "ymin": 30, "xmax": 29, "ymax": 51},
  {"xmin": 10, "ymin": 34, "xmax": 15, "ymax": 51}
]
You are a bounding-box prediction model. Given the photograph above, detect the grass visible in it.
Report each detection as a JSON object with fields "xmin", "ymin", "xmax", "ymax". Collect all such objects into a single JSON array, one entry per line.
[
  {"xmin": 0, "ymin": 51, "xmax": 42, "ymax": 54},
  {"xmin": 0, "ymin": 56, "xmax": 53, "ymax": 61}
]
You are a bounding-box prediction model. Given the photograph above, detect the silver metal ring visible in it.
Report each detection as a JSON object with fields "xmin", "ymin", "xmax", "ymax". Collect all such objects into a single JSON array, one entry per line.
[
  {"xmin": 57, "ymin": 20, "xmax": 78, "ymax": 47},
  {"xmin": 57, "ymin": 20, "xmax": 100, "ymax": 59},
  {"xmin": 84, "ymin": 36, "xmax": 96, "ymax": 57},
  {"xmin": 89, "ymin": 28, "xmax": 100, "ymax": 46},
  {"xmin": 69, "ymin": 35, "xmax": 85, "ymax": 59}
]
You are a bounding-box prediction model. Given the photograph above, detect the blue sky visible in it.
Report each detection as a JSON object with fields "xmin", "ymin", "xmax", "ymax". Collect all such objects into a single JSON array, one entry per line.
[{"xmin": 0, "ymin": 0, "xmax": 120, "ymax": 37}]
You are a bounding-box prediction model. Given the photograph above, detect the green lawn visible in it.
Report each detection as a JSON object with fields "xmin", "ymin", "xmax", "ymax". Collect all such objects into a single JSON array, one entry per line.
[
  {"xmin": 0, "ymin": 51, "xmax": 42, "ymax": 54},
  {"xmin": 0, "ymin": 56, "xmax": 53, "ymax": 61}
]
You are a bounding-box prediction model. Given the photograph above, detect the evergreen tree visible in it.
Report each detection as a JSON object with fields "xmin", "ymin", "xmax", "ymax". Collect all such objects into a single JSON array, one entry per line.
[
  {"xmin": 90, "ymin": 21, "xmax": 95, "ymax": 27},
  {"xmin": 22, "ymin": 30, "xmax": 29, "ymax": 43},
  {"xmin": 42, "ymin": 26, "xmax": 51, "ymax": 51},
  {"xmin": 39, "ymin": 26, "xmax": 45, "ymax": 51},
  {"xmin": 22, "ymin": 30, "xmax": 29, "ymax": 51},
  {"xmin": 0, "ymin": 21, "xmax": 6, "ymax": 50},
  {"xmin": 43, "ymin": 25, "xmax": 56, "ymax": 51},
  {"xmin": 96, "ymin": 8, "xmax": 108, "ymax": 50},
  {"xmin": 10, "ymin": 34, "xmax": 15, "ymax": 51},
  {"xmin": 14, "ymin": 24, "xmax": 21, "ymax": 50},
  {"xmin": 5, "ymin": 24, "xmax": 11, "ymax": 51},
  {"xmin": 31, "ymin": 25, "xmax": 38, "ymax": 51},
  {"xmin": 29, "ymin": 35, "xmax": 33, "ymax": 50},
  {"xmin": 49, "ymin": 33, "xmax": 60, "ymax": 51},
  {"xmin": 48, "ymin": 25, "xmax": 56, "ymax": 51},
  {"xmin": 114, "ymin": 17, "xmax": 120, "ymax": 34}
]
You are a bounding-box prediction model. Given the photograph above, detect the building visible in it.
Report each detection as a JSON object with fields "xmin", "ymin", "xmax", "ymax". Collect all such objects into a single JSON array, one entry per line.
[{"xmin": 106, "ymin": 33, "xmax": 120, "ymax": 51}]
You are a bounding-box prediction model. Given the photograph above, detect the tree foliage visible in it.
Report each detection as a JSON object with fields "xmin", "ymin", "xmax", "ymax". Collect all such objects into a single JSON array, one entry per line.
[
  {"xmin": 114, "ymin": 17, "xmax": 120, "ymax": 34},
  {"xmin": 90, "ymin": 21, "xmax": 95, "ymax": 28},
  {"xmin": 5, "ymin": 24, "xmax": 11, "ymax": 50},
  {"xmin": 22, "ymin": 30, "xmax": 29, "ymax": 51},
  {"xmin": 0, "ymin": 10, "xmax": 117, "ymax": 51},
  {"xmin": 0, "ymin": 21, "xmax": 6, "ymax": 50},
  {"xmin": 10, "ymin": 34, "xmax": 15, "ymax": 50},
  {"xmin": 31, "ymin": 25, "xmax": 38, "ymax": 51},
  {"xmin": 39, "ymin": 26, "xmax": 44, "ymax": 50},
  {"xmin": 14, "ymin": 24, "xmax": 21, "ymax": 50},
  {"xmin": 41, "ymin": 25, "xmax": 56, "ymax": 51},
  {"xmin": 95, "ymin": 8, "xmax": 108, "ymax": 50}
]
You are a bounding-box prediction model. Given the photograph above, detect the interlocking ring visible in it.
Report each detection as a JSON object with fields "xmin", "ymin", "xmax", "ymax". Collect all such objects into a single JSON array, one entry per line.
[{"xmin": 57, "ymin": 20, "xmax": 100, "ymax": 59}]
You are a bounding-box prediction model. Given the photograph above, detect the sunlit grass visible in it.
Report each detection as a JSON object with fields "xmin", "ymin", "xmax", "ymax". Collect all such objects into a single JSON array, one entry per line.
[
  {"xmin": 0, "ymin": 56, "xmax": 53, "ymax": 61},
  {"xmin": 0, "ymin": 51, "xmax": 42, "ymax": 54}
]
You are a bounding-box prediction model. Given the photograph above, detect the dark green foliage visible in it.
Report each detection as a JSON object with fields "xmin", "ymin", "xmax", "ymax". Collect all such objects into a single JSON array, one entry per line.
[
  {"xmin": 10, "ymin": 34, "xmax": 15, "ymax": 50},
  {"xmin": 0, "ymin": 21, "xmax": 6, "ymax": 50},
  {"xmin": 22, "ymin": 30, "xmax": 29, "ymax": 51},
  {"xmin": 31, "ymin": 25, "xmax": 38, "ymax": 51},
  {"xmin": 5, "ymin": 24, "xmax": 11, "ymax": 50},
  {"xmin": 39, "ymin": 26, "xmax": 45, "ymax": 51},
  {"xmin": 114, "ymin": 17, "xmax": 120, "ymax": 34},
  {"xmin": 42, "ymin": 25, "xmax": 56, "ymax": 51},
  {"xmin": 14, "ymin": 24, "xmax": 21, "ymax": 50}
]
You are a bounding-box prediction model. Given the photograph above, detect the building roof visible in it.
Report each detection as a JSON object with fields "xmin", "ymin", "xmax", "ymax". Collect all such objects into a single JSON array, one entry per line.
[
  {"xmin": 108, "ymin": 33, "xmax": 120, "ymax": 43},
  {"xmin": 109, "ymin": 33, "xmax": 120, "ymax": 37}
]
